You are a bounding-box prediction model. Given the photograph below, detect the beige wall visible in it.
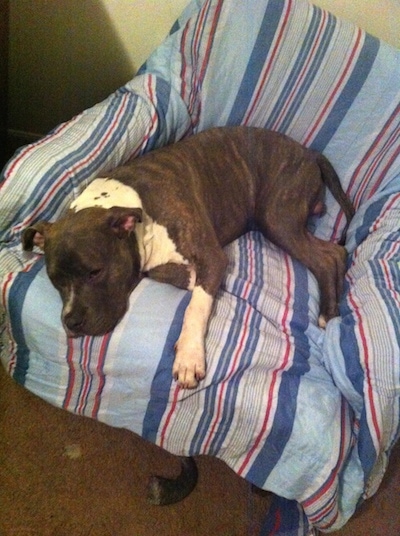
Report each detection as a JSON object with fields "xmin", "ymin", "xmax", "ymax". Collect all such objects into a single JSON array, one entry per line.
[
  {"xmin": 7, "ymin": 0, "xmax": 188, "ymax": 137},
  {"xmin": 313, "ymin": 0, "xmax": 400, "ymax": 46},
  {"xmin": 7, "ymin": 0, "xmax": 400, "ymax": 139}
]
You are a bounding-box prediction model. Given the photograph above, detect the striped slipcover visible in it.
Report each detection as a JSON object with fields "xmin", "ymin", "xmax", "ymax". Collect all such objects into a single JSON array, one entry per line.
[{"xmin": 1, "ymin": 0, "xmax": 400, "ymax": 534}]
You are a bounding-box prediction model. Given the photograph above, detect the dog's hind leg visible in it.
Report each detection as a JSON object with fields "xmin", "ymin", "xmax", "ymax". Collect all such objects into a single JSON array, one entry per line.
[
  {"xmin": 147, "ymin": 456, "xmax": 198, "ymax": 505},
  {"xmin": 256, "ymin": 167, "xmax": 348, "ymax": 327}
]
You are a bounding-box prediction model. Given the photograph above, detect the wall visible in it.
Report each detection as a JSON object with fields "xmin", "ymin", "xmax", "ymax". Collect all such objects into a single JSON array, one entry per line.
[
  {"xmin": 7, "ymin": 0, "xmax": 188, "ymax": 139},
  {"xmin": 313, "ymin": 0, "xmax": 400, "ymax": 46},
  {"xmin": 7, "ymin": 0, "xmax": 400, "ymax": 141},
  {"xmin": 0, "ymin": 0, "xmax": 8, "ymax": 162}
]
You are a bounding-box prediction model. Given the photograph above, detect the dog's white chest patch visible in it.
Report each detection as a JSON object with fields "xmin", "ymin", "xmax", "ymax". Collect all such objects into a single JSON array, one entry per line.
[
  {"xmin": 139, "ymin": 220, "xmax": 188, "ymax": 272},
  {"xmin": 70, "ymin": 178, "xmax": 142, "ymax": 212}
]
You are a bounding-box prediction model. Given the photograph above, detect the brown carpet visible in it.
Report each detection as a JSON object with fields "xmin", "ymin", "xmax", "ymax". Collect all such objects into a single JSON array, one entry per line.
[{"xmin": 1, "ymin": 364, "xmax": 399, "ymax": 536}]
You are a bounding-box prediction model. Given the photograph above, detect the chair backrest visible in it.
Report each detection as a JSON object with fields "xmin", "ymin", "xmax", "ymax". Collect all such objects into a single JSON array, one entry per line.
[{"xmin": 143, "ymin": 0, "xmax": 400, "ymax": 217}]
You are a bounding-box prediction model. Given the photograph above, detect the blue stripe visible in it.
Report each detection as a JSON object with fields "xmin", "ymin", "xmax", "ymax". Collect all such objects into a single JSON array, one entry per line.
[
  {"xmin": 371, "ymin": 234, "xmax": 400, "ymax": 342},
  {"xmin": 247, "ymin": 231, "xmax": 267, "ymax": 308},
  {"xmin": 208, "ymin": 312, "xmax": 263, "ymax": 454},
  {"xmin": 190, "ymin": 233, "xmax": 264, "ymax": 452},
  {"xmin": 356, "ymin": 229, "xmax": 400, "ymax": 478},
  {"xmin": 198, "ymin": 236, "xmax": 312, "ymax": 465},
  {"xmin": 12, "ymin": 90, "xmax": 139, "ymax": 227},
  {"xmin": 142, "ymin": 293, "xmax": 191, "ymax": 442},
  {"xmin": 185, "ymin": 0, "xmax": 216, "ymax": 122},
  {"xmin": 311, "ymin": 33, "xmax": 380, "ymax": 151},
  {"xmin": 339, "ymin": 197, "xmax": 399, "ymax": 478},
  {"xmin": 261, "ymin": 496, "xmax": 308, "ymax": 536},
  {"xmin": 143, "ymin": 78, "xmax": 172, "ymax": 150},
  {"xmin": 357, "ymin": 406, "xmax": 378, "ymax": 481},
  {"xmin": 188, "ymin": 298, "xmax": 245, "ymax": 452},
  {"xmin": 354, "ymin": 195, "xmax": 388, "ymax": 247},
  {"xmin": 339, "ymin": 298, "xmax": 364, "ymax": 398},
  {"xmin": 226, "ymin": 0, "xmax": 285, "ymax": 126},
  {"xmin": 8, "ymin": 258, "xmax": 45, "ymax": 385},
  {"xmin": 74, "ymin": 337, "xmax": 94, "ymax": 415},
  {"xmin": 246, "ymin": 259, "xmax": 310, "ymax": 486},
  {"xmin": 339, "ymin": 195, "xmax": 388, "ymax": 398},
  {"xmin": 267, "ymin": 8, "xmax": 335, "ymax": 132}
]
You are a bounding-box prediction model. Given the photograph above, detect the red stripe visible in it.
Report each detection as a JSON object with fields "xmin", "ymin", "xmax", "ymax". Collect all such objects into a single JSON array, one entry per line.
[
  {"xmin": 127, "ymin": 75, "xmax": 159, "ymax": 159},
  {"xmin": 372, "ymin": 192, "xmax": 400, "ymax": 233},
  {"xmin": 185, "ymin": 0, "xmax": 223, "ymax": 125},
  {"xmin": 183, "ymin": 1, "xmax": 207, "ymax": 110},
  {"xmin": 369, "ymin": 141, "xmax": 400, "ymax": 200},
  {"xmin": 202, "ymin": 237, "xmax": 256, "ymax": 452},
  {"xmin": 71, "ymin": 334, "xmax": 109, "ymax": 417},
  {"xmin": 77, "ymin": 337, "xmax": 92, "ymax": 415},
  {"xmin": 179, "ymin": 23, "xmax": 191, "ymax": 102},
  {"xmin": 203, "ymin": 303, "xmax": 253, "ymax": 453},
  {"xmin": 348, "ymin": 273, "xmax": 381, "ymax": 446},
  {"xmin": 303, "ymin": 28, "xmax": 363, "ymax": 146},
  {"xmin": 198, "ymin": 0, "xmax": 223, "ymax": 88},
  {"xmin": 63, "ymin": 338, "xmax": 77, "ymax": 410},
  {"xmin": 332, "ymin": 108, "xmax": 399, "ymax": 240},
  {"xmin": 193, "ymin": 0, "xmax": 209, "ymax": 72},
  {"xmin": 180, "ymin": 1, "xmax": 208, "ymax": 107},
  {"xmin": 13, "ymin": 93, "xmax": 131, "ymax": 234},
  {"xmin": 307, "ymin": 490, "xmax": 338, "ymax": 523},
  {"xmin": 244, "ymin": 0, "xmax": 292, "ymax": 126},
  {"xmin": 138, "ymin": 75, "xmax": 158, "ymax": 149},
  {"xmin": 269, "ymin": 508, "xmax": 282, "ymax": 536},
  {"xmin": 1, "ymin": 271, "xmax": 17, "ymax": 374},
  {"xmin": 1, "ymin": 271, "xmax": 13, "ymax": 309},
  {"xmin": 354, "ymin": 128, "xmax": 400, "ymax": 208},
  {"xmin": 314, "ymin": 505, "xmax": 339, "ymax": 530},
  {"xmin": 349, "ymin": 103, "xmax": 400, "ymax": 206},
  {"xmin": 304, "ymin": 399, "xmax": 348, "ymax": 525},
  {"xmin": 2, "ymin": 259, "xmax": 42, "ymax": 374},
  {"xmin": 238, "ymin": 253, "xmax": 293, "ymax": 475},
  {"xmin": 160, "ymin": 385, "xmax": 181, "ymax": 449},
  {"xmin": 271, "ymin": 8, "xmax": 328, "ymax": 132},
  {"xmin": 92, "ymin": 333, "xmax": 112, "ymax": 418},
  {"xmin": 1, "ymin": 121, "xmax": 72, "ymax": 186}
]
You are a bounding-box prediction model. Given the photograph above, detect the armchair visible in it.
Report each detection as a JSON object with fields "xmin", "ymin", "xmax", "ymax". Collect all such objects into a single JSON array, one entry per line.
[{"xmin": 1, "ymin": 0, "xmax": 399, "ymax": 533}]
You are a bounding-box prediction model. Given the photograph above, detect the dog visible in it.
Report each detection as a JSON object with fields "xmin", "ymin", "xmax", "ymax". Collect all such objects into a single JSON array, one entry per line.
[{"xmin": 23, "ymin": 126, "xmax": 354, "ymax": 390}]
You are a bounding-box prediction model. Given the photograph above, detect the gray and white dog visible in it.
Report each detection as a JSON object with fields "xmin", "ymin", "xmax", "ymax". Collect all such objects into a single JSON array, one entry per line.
[{"xmin": 23, "ymin": 126, "xmax": 354, "ymax": 390}]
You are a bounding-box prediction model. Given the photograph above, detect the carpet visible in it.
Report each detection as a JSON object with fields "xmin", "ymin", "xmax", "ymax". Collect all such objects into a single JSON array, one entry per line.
[{"xmin": 1, "ymin": 364, "xmax": 399, "ymax": 535}]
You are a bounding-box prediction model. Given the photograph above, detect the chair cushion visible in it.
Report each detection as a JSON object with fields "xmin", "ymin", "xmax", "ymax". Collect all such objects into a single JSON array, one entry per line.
[{"xmin": 1, "ymin": 0, "xmax": 400, "ymax": 533}]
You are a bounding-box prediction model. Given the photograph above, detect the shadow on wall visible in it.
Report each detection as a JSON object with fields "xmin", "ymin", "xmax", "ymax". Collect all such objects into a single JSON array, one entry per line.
[{"xmin": 8, "ymin": 0, "xmax": 139, "ymax": 139}]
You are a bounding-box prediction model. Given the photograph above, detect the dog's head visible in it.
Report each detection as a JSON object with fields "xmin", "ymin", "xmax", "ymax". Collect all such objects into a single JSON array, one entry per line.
[{"xmin": 22, "ymin": 206, "xmax": 143, "ymax": 337}]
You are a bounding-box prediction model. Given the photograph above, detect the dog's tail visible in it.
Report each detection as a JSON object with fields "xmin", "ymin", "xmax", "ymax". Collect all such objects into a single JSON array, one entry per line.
[
  {"xmin": 316, "ymin": 153, "xmax": 355, "ymax": 245},
  {"xmin": 147, "ymin": 456, "xmax": 198, "ymax": 506}
]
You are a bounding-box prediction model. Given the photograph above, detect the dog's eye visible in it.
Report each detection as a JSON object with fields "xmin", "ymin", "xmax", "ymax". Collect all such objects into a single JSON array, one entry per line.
[{"xmin": 88, "ymin": 269, "xmax": 102, "ymax": 281}]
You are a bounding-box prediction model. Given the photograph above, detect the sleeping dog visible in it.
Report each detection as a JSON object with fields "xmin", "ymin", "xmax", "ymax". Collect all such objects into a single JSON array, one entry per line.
[{"xmin": 23, "ymin": 126, "xmax": 354, "ymax": 390}]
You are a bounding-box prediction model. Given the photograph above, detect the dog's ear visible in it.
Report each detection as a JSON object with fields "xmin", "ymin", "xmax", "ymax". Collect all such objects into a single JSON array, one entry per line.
[
  {"xmin": 22, "ymin": 221, "xmax": 53, "ymax": 251},
  {"xmin": 107, "ymin": 207, "xmax": 143, "ymax": 238}
]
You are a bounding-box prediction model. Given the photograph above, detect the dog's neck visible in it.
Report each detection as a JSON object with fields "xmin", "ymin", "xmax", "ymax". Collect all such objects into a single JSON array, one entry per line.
[
  {"xmin": 71, "ymin": 177, "xmax": 188, "ymax": 272},
  {"xmin": 135, "ymin": 213, "xmax": 171, "ymax": 271}
]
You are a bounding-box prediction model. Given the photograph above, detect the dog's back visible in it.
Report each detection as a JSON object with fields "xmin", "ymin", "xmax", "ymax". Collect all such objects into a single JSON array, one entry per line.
[{"xmin": 107, "ymin": 126, "xmax": 352, "ymax": 247}]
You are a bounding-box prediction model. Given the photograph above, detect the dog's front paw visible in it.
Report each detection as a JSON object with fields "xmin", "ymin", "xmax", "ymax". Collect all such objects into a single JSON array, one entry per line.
[
  {"xmin": 172, "ymin": 347, "xmax": 206, "ymax": 389},
  {"xmin": 318, "ymin": 314, "xmax": 328, "ymax": 329}
]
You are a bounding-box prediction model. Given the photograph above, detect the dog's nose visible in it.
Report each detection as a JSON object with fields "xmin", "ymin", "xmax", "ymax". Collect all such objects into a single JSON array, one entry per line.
[{"xmin": 63, "ymin": 311, "xmax": 85, "ymax": 337}]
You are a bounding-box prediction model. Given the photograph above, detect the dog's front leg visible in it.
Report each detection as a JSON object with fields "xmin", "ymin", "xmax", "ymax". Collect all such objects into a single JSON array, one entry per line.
[
  {"xmin": 172, "ymin": 241, "xmax": 228, "ymax": 389},
  {"xmin": 173, "ymin": 285, "xmax": 214, "ymax": 389}
]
